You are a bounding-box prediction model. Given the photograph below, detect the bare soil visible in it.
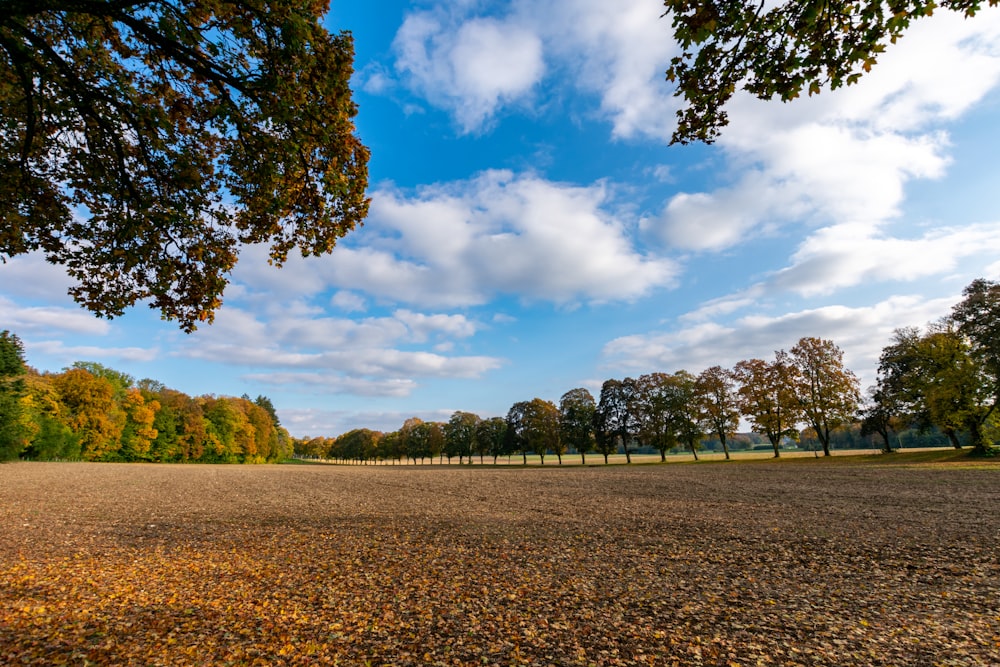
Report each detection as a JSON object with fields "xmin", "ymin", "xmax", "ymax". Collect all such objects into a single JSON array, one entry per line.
[{"xmin": 0, "ymin": 460, "xmax": 998, "ymax": 665}]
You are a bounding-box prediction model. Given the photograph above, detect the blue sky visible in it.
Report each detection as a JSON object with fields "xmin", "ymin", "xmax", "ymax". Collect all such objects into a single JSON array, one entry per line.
[{"xmin": 5, "ymin": 1, "xmax": 1000, "ymax": 438}]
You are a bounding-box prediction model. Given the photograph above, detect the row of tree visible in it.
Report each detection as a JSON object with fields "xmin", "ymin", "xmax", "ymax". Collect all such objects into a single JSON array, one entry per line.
[
  {"xmin": 296, "ymin": 279, "xmax": 1000, "ymax": 464},
  {"xmin": 0, "ymin": 334, "xmax": 291, "ymax": 463},
  {"xmin": 293, "ymin": 335, "xmax": 861, "ymax": 465},
  {"xmin": 5, "ymin": 279, "xmax": 998, "ymax": 465}
]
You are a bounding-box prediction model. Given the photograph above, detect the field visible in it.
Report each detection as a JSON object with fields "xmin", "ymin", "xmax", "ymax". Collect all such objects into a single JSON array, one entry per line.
[{"xmin": 1, "ymin": 455, "xmax": 998, "ymax": 665}]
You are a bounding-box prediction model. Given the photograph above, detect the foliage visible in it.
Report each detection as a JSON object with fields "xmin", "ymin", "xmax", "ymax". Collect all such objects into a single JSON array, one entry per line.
[
  {"xmin": 559, "ymin": 388, "xmax": 596, "ymax": 464},
  {"xmin": 694, "ymin": 365, "xmax": 740, "ymax": 460},
  {"xmin": 594, "ymin": 378, "xmax": 640, "ymax": 464},
  {"xmin": 734, "ymin": 354, "xmax": 802, "ymax": 457},
  {"xmin": 504, "ymin": 399, "xmax": 560, "ymax": 464},
  {"xmin": 789, "ymin": 337, "xmax": 861, "ymax": 457},
  {"xmin": 633, "ymin": 372, "xmax": 680, "ymax": 462},
  {"xmin": 0, "ymin": 330, "xmax": 28, "ymax": 460},
  {"xmin": 663, "ymin": 0, "xmax": 999, "ymax": 144},
  {"xmin": 474, "ymin": 416, "xmax": 508, "ymax": 464},
  {"xmin": 444, "ymin": 411, "xmax": 480, "ymax": 464},
  {"xmin": 0, "ymin": 0, "xmax": 369, "ymax": 330}
]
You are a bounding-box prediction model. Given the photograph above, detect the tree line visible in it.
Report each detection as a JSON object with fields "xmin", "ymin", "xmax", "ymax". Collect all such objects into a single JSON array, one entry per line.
[
  {"xmin": 296, "ymin": 279, "xmax": 1000, "ymax": 464},
  {"xmin": 0, "ymin": 335, "xmax": 291, "ymax": 463},
  {"xmin": 4, "ymin": 279, "xmax": 998, "ymax": 465}
]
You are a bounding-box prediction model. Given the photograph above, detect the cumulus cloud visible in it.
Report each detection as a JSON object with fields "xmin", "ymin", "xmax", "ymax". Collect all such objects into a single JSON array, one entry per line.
[
  {"xmin": 602, "ymin": 294, "xmax": 960, "ymax": 389},
  {"xmin": 384, "ymin": 0, "xmax": 675, "ymax": 138},
  {"xmin": 241, "ymin": 373, "xmax": 416, "ymax": 398},
  {"xmin": 320, "ymin": 171, "xmax": 677, "ymax": 307},
  {"xmin": 650, "ymin": 8, "xmax": 1000, "ymax": 259},
  {"xmin": 27, "ymin": 339, "xmax": 158, "ymax": 364},
  {"xmin": 172, "ymin": 306, "xmax": 504, "ymax": 397},
  {"xmin": 770, "ymin": 222, "xmax": 1000, "ymax": 297},
  {"xmin": 0, "ymin": 296, "xmax": 112, "ymax": 336},
  {"xmin": 392, "ymin": 10, "xmax": 545, "ymax": 132},
  {"xmin": 280, "ymin": 408, "xmax": 457, "ymax": 438}
]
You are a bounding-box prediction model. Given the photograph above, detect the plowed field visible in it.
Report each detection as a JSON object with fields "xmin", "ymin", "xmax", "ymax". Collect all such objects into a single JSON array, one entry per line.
[{"xmin": 1, "ymin": 459, "xmax": 998, "ymax": 665}]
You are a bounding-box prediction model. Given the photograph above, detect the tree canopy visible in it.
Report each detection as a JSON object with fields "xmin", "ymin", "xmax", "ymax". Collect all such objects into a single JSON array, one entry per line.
[
  {"xmin": 0, "ymin": 0, "xmax": 369, "ymax": 330},
  {"xmin": 663, "ymin": 0, "xmax": 998, "ymax": 144}
]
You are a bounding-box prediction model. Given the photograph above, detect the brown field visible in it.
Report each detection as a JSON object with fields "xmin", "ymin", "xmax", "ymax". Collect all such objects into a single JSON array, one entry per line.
[{"xmin": 1, "ymin": 456, "xmax": 998, "ymax": 666}]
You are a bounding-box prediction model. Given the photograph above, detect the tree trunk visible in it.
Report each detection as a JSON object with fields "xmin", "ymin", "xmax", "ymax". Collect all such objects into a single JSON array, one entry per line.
[
  {"xmin": 769, "ymin": 436, "xmax": 781, "ymax": 458},
  {"xmin": 689, "ymin": 442, "xmax": 699, "ymax": 461},
  {"xmin": 580, "ymin": 452, "xmax": 586, "ymax": 464},
  {"xmin": 720, "ymin": 434, "xmax": 731, "ymax": 460},
  {"xmin": 603, "ymin": 453, "xmax": 609, "ymax": 464},
  {"xmin": 945, "ymin": 428, "xmax": 963, "ymax": 449}
]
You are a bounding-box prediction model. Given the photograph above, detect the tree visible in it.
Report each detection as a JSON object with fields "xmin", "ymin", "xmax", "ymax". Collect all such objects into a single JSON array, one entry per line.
[
  {"xmin": 734, "ymin": 354, "xmax": 801, "ymax": 458},
  {"xmin": 475, "ymin": 416, "xmax": 508, "ymax": 464},
  {"xmin": 51, "ymin": 367, "xmax": 123, "ymax": 460},
  {"xmin": 662, "ymin": 0, "xmax": 996, "ymax": 144},
  {"xmin": 789, "ymin": 337, "xmax": 861, "ymax": 457},
  {"xmin": 694, "ymin": 366, "xmax": 740, "ymax": 460},
  {"xmin": 859, "ymin": 384, "xmax": 901, "ymax": 454},
  {"xmin": 950, "ymin": 278, "xmax": 1000, "ymax": 453},
  {"xmin": 594, "ymin": 378, "xmax": 640, "ymax": 463},
  {"xmin": 505, "ymin": 399, "xmax": 559, "ymax": 464},
  {"xmin": 891, "ymin": 324, "xmax": 996, "ymax": 454},
  {"xmin": 0, "ymin": 330, "xmax": 28, "ymax": 460},
  {"xmin": 1, "ymin": 0, "xmax": 369, "ymax": 330},
  {"xmin": 633, "ymin": 372, "xmax": 678, "ymax": 462},
  {"xmin": 444, "ymin": 411, "xmax": 480, "ymax": 464},
  {"xmin": 669, "ymin": 370, "xmax": 704, "ymax": 461},
  {"xmin": 559, "ymin": 388, "xmax": 596, "ymax": 464}
]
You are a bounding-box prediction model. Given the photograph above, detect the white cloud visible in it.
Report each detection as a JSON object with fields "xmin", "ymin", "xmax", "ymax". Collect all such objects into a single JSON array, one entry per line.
[
  {"xmin": 27, "ymin": 339, "xmax": 158, "ymax": 364},
  {"xmin": 642, "ymin": 5, "xmax": 1000, "ymax": 316},
  {"xmin": 320, "ymin": 171, "xmax": 677, "ymax": 307},
  {"xmin": 392, "ymin": 10, "xmax": 545, "ymax": 132},
  {"xmin": 0, "ymin": 296, "xmax": 111, "ymax": 335},
  {"xmin": 771, "ymin": 222, "xmax": 1000, "ymax": 297},
  {"xmin": 385, "ymin": 0, "xmax": 676, "ymax": 139},
  {"xmin": 331, "ymin": 291, "xmax": 367, "ymax": 312},
  {"xmin": 172, "ymin": 306, "xmax": 504, "ymax": 395},
  {"xmin": 602, "ymin": 294, "xmax": 959, "ymax": 389},
  {"xmin": 0, "ymin": 252, "xmax": 77, "ymax": 301},
  {"xmin": 279, "ymin": 407, "xmax": 456, "ymax": 438},
  {"xmin": 242, "ymin": 373, "xmax": 416, "ymax": 398}
]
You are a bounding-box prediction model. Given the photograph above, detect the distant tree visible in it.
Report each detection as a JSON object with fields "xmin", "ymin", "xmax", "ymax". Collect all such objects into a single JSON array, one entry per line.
[
  {"xmin": 399, "ymin": 417, "xmax": 425, "ymax": 464},
  {"xmin": 694, "ymin": 366, "xmax": 741, "ymax": 460},
  {"xmin": 70, "ymin": 362, "xmax": 134, "ymax": 397},
  {"xmin": 20, "ymin": 370, "xmax": 78, "ymax": 460},
  {"xmin": 859, "ymin": 384, "xmax": 900, "ymax": 454},
  {"xmin": 789, "ymin": 337, "xmax": 861, "ymax": 457},
  {"xmin": 51, "ymin": 368, "xmax": 123, "ymax": 461},
  {"xmin": 445, "ymin": 411, "xmax": 480, "ymax": 464},
  {"xmin": 734, "ymin": 354, "xmax": 802, "ymax": 458},
  {"xmin": 1, "ymin": 0, "xmax": 369, "ymax": 330},
  {"xmin": 505, "ymin": 399, "xmax": 559, "ymax": 463},
  {"xmin": 475, "ymin": 416, "xmax": 508, "ymax": 464},
  {"xmin": 662, "ymin": 0, "xmax": 997, "ymax": 144},
  {"xmin": 0, "ymin": 330, "xmax": 28, "ymax": 460},
  {"xmin": 118, "ymin": 388, "xmax": 159, "ymax": 461},
  {"xmin": 426, "ymin": 422, "xmax": 445, "ymax": 464},
  {"xmin": 525, "ymin": 398, "xmax": 561, "ymax": 465},
  {"xmin": 594, "ymin": 378, "xmax": 640, "ymax": 464},
  {"xmin": 950, "ymin": 278, "xmax": 1000, "ymax": 454},
  {"xmin": 669, "ymin": 370, "xmax": 704, "ymax": 461},
  {"xmin": 505, "ymin": 401, "xmax": 531, "ymax": 464},
  {"xmin": 633, "ymin": 372, "xmax": 678, "ymax": 462},
  {"xmin": 559, "ymin": 388, "xmax": 596, "ymax": 464}
]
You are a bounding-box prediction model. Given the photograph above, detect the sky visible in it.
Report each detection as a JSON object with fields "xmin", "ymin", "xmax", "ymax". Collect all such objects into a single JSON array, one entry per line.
[{"xmin": 5, "ymin": 1, "xmax": 1000, "ymax": 438}]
